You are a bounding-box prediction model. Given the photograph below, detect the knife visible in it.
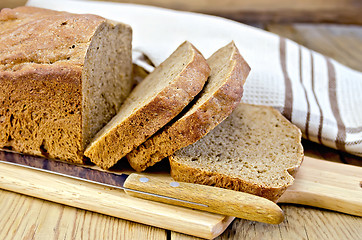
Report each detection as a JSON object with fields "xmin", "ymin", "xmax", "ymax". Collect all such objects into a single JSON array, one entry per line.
[{"xmin": 0, "ymin": 150, "xmax": 283, "ymax": 224}]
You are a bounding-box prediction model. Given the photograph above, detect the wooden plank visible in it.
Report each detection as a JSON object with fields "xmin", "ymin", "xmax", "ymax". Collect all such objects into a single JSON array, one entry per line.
[
  {"xmin": 0, "ymin": 160, "xmax": 234, "ymax": 239},
  {"xmin": 1, "ymin": 151, "xmax": 362, "ymax": 234},
  {"xmin": 1, "ymin": 0, "xmax": 362, "ymax": 24},
  {"xmin": 218, "ymin": 206, "xmax": 362, "ymax": 240},
  {"xmin": 172, "ymin": 205, "xmax": 362, "ymax": 239},
  {"xmin": 0, "ymin": 0, "xmax": 26, "ymax": 9},
  {"xmin": 3, "ymin": 187, "xmax": 360, "ymax": 240},
  {"xmin": 0, "ymin": 150, "xmax": 283, "ymax": 225},
  {"xmin": 0, "ymin": 189, "xmax": 167, "ymax": 240},
  {"xmin": 171, "ymin": 232, "xmax": 203, "ymax": 240},
  {"xmin": 124, "ymin": 173, "xmax": 283, "ymax": 224},
  {"xmin": 93, "ymin": 0, "xmax": 362, "ymax": 24},
  {"xmin": 278, "ymin": 157, "xmax": 362, "ymax": 217},
  {"xmin": 267, "ymin": 24, "xmax": 362, "ymax": 72}
]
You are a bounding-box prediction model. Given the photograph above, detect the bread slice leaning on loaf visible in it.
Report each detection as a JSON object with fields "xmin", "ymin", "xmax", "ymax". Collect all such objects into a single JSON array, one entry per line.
[
  {"xmin": 127, "ymin": 42, "xmax": 250, "ymax": 172},
  {"xmin": 0, "ymin": 7, "xmax": 133, "ymax": 163},
  {"xmin": 85, "ymin": 41, "xmax": 210, "ymax": 169},
  {"xmin": 169, "ymin": 103, "xmax": 304, "ymax": 202}
]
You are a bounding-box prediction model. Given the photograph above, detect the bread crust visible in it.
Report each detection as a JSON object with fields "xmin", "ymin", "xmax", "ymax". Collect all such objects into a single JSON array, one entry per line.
[
  {"xmin": 127, "ymin": 42, "xmax": 250, "ymax": 172},
  {"xmin": 0, "ymin": 7, "xmax": 106, "ymax": 71},
  {"xmin": 0, "ymin": 7, "xmax": 104, "ymax": 163},
  {"xmin": 0, "ymin": 7, "xmax": 132, "ymax": 163},
  {"xmin": 169, "ymin": 157, "xmax": 296, "ymax": 202},
  {"xmin": 0, "ymin": 65, "xmax": 83, "ymax": 162},
  {"xmin": 84, "ymin": 42, "xmax": 210, "ymax": 169},
  {"xmin": 169, "ymin": 104, "xmax": 304, "ymax": 202}
]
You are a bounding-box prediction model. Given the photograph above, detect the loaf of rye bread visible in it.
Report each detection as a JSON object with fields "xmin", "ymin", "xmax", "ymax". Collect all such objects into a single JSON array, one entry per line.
[
  {"xmin": 0, "ymin": 8, "xmax": 302, "ymax": 203},
  {"xmin": 170, "ymin": 103, "xmax": 304, "ymax": 202},
  {"xmin": 127, "ymin": 42, "xmax": 250, "ymax": 172},
  {"xmin": 0, "ymin": 7, "xmax": 133, "ymax": 163},
  {"xmin": 84, "ymin": 41, "xmax": 210, "ymax": 169}
]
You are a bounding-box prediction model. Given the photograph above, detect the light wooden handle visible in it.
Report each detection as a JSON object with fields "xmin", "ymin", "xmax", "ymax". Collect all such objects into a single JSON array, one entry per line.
[{"xmin": 123, "ymin": 173, "xmax": 284, "ymax": 224}]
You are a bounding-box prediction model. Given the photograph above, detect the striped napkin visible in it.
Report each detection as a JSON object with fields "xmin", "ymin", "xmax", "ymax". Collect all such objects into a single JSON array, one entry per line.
[{"xmin": 27, "ymin": 0, "xmax": 362, "ymax": 157}]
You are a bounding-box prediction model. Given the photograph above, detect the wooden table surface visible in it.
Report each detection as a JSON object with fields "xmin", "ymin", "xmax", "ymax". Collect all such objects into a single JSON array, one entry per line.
[{"xmin": 1, "ymin": 3, "xmax": 362, "ymax": 240}]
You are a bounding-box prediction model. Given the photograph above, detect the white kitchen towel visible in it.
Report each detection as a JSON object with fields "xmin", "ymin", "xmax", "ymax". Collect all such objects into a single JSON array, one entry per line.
[{"xmin": 26, "ymin": 0, "xmax": 362, "ymax": 157}]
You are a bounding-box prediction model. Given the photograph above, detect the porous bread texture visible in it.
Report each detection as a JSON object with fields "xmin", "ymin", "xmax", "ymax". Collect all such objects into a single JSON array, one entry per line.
[
  {"xmin": 169, "ymin": 103, "xmax": 304, "ymax": 202},
  {"xmin": 0, "ymin": 7, "xmax": 133, "ymax": 163},
  {"xmin": 127, "ymin": 42, "xmax": 250, "ymax": 172},
  {"xmin": 83, "ymin": 19, "xmax": 133, "ymax": 149},
  {"xmin": 84, "ymin": 41, "xmax": 210, "ymax": 169}
]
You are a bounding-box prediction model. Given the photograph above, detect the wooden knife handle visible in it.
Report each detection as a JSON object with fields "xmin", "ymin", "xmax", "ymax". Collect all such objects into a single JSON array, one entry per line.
[{"xmin": 123, "ymin": 173, "xmax": 284, "ymax": 224}]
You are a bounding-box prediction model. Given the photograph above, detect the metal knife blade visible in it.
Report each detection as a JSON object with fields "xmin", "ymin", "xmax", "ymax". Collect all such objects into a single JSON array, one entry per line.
[
  {"xmin": 0, "ymin": 150, "xmax": 206, "ymax": 206},
  {"xmin": 0, "ymin": 150, "xmax": 284, "ymax": 224},
  {"xmin": 0, "ymin": 150, "xmax": 128, "ymax": 188}
]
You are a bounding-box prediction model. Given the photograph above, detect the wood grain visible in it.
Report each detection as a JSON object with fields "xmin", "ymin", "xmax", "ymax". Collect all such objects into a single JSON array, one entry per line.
[
  {"xmin": 0, "ymin": 189, "xmax": 167, "ymax": 240},
  {"xmin": 83, "ymin": 0, "xmax": 362, "ymax": 24},
  {"xmin": 124, "ymin": 173, "xmax": 284, "ymax": 224},
  {"xmin": 0, "ymin": 160, "xmax": 234, "ymax": 239},
  {"xmin": 1, "ymin": 0, "xmax": 362, "ymax": 24},
  {"xmin": 1, "ymin": 151, "xmax": 361, "ymax": 238},
  {"xmin": 2, "ymin": 188, "xmax": 360, "ymax": 240},
  {"xmin": 172, "ymin": 232, "xmax": 203, "ymax": 240},
  {"xmin": 0, "ymin": 0, "xmax": 26, "ymax": 9},
  {"xmin": 80, "ymin": 0, "xmax": 362, "ymax": 24},
  {"xmin": 0, "ymin": 2, "xmax": 361, "ymax": 239},
  {"xmin": 213, "ymin": 206, "xmax": 362, "ymax": 240},
  {"xmin": 267, "ymin": 24, "xmax": 362, "ymax": 72},
  {"xmin": 279, "ymin": 157, "xmax": 362, "ymax": 217},
  {"xmin": 0, "ymin": 150, "xmax": 283, "ymax": 224}
]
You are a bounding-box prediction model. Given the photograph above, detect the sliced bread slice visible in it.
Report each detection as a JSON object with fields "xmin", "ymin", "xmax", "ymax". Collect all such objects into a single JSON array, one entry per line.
[
  {"xmin": 127, "ymin": 42, "xmax": 250, "ymax": 172},
  {"xmin": 84, "ymin": 41, "xmax": 210, "ymax": 169},
  {"xmin": 169, "ymin": 103, "xmax": 304, "ymax": 202}
]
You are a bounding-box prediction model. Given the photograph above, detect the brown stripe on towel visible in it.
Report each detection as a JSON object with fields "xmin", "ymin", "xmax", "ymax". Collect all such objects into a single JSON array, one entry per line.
[
  {"xmin": 279, "ymin": 37, "xmax": 293, "ymax": 121},
  {"xmin": 310, "ymin": 52, "xmax": 324, "ymax": 144},
  {"xmin": 326, "ymin": 57, "xmax": 346, "ymax": 151},
  {"xmin": 312, "ymin": 133, "xmax": 361, "ymax": 145},
  {"xmin": 346, "ymin": 126, "xmax": 362, "ymax": 134},
  {"xmin": 299, "ymin": 46, "xmax": 311, "ymax": 139},
  {"xmin": 345, "ymin": 139, "xmax": 362, "ymax": 145}
]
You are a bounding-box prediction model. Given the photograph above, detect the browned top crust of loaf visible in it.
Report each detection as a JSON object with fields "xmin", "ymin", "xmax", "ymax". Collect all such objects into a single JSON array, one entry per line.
[
  {"xmin": 0, "ymin": 7, "xmax": 128, "ymax": 163},
  {"xmin": 127, "ymin": 42, "xmax": 250, "ymax": 172},
  {"xmin": 84, "ymin": 41, "xmax": 210, "ymax": 169},
  {"xmin": 0, "ymin": 7, "xmax": 106, "ymax": 73},
  {"xmin": 169, "ymin": 103, "xmax": 304, "ymax": 202}
]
